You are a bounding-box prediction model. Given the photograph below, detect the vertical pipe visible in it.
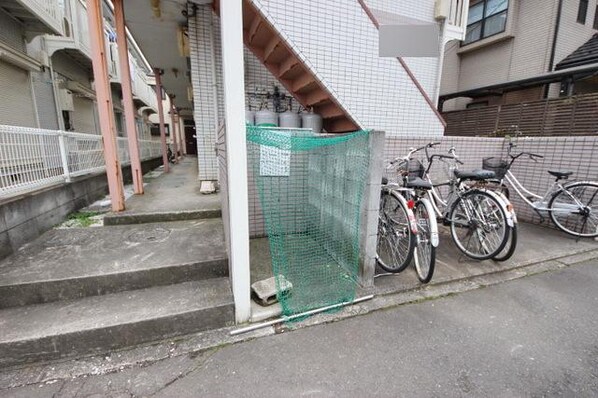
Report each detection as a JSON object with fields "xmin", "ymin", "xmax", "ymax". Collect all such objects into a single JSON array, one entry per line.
[
  {"xmin": 168, "ymin": 95, "xmax": 179, "ymax": 163},
  {"xmin": 433, "ymin": 20, "xmax": 447, "ymax": 107},
  {"xmin": 545, "ymin": 0, "xmax": 564, "ymax": 98},
  {"xmin": 220, "ymin": 0, "xmax": 251, "ymax": 323},
  {"xmin": 87, "ymin": 0, "xmax": 125, "ymax": 211},
  {"xmin": 154, "ymin": 69, "xmax": 170, "ymax": 173},
  {"xmin": 114, "ymin": 0, "xmax": 144, "ymax": 194},
  {"xmin": 48, "ymin": 58, "xmax": 66, "ymax": 131},
  {"xmin": 176, "ymin": 113, "xmax": 186, "ymax": 155}
]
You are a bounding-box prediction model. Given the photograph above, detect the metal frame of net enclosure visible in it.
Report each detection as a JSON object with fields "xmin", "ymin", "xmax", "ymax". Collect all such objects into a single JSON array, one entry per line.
[{"xmin": 247, "ymin": 126, "xmax": 371, "ymax": 317}]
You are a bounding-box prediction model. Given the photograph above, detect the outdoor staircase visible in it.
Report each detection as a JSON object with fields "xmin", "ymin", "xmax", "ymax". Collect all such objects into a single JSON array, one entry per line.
[
  {"xmin": 215, "ymin": 0, "xmax": 446, "ymax": 137},
  {"xmin": 0, "ymin": 170, "xmax": 232, "ymax": 368},
  {"xmin": 215, "ymin": 0, "xmax": 359, "ymax": 133}
]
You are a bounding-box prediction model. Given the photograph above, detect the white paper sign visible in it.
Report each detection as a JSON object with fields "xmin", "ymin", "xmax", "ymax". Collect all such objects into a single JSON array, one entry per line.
[{"xmin": 260, "ymin": 146, "xmax": 290, "ymax": 176}]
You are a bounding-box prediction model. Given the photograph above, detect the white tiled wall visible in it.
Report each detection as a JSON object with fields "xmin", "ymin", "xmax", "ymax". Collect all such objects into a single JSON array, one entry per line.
[
  {"xmin": 384, "ymin": 135, "xmax": 598, "ymax": 225},
  {"xmin": 188, "ymin": 6, "xmax": 296, "ymax": 181},
  {"xmin": 365, "ymin": 0, "xmax": 440, "ymax": 98},
  {"xmin": 251, "ymin": 0, "xmax": 445, "ymax": 138}
]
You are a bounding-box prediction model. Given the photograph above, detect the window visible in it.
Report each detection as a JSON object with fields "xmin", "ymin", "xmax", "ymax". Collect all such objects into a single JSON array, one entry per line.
[
  {"xmin": 578, "ymin": 0, "xmax": 589, "ymax": 24},
  {"xmin": 593, "ymin": 5, "xmax": 598, "ymax": 29},
  {"xmin": 464, "ymin": 0, "xmax": 509, "ymax": 45}
]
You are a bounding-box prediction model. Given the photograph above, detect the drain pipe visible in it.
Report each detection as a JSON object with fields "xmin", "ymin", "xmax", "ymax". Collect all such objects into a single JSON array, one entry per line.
[
  {"xmin": 229, "ymin": 294, "xmax": 374, "ymax": 336},
  {"xmin": 545, "ymin": 0, "xmax": 564, "ymax": 98},
  {"xmin": 208, "ymin": 6, "xmax": 220, "ymax": 161}
]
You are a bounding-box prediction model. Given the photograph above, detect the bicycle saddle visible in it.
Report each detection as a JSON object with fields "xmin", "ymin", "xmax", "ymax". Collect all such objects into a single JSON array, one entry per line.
[
  {"xmin": 454, "ymin": 169, "xmax": 496, "ymax": 181},
  {"xmin": 547, "ymin": 170, "xmax": 573, "ymax": 180},
  {"xmin": 405, "ymin": 177, "xmax": 433, "ymax": 190},
  {"xmin": 382, "ymin": 177, "xmax": 388, "ymax": 185}
]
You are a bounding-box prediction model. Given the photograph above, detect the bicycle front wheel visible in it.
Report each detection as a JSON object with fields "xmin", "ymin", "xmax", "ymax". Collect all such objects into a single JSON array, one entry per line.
[
  {"xmin": 449, "ymin": 190, "xmax": 509, "ymax": 260},
  {"xmin": 492, "ymin": 225, "xmax": 518, "ymax": 262},
  {"xmin": 413, "ymin": 199, "xmax": 436, "ymax": 283},
  {"xmin": 549, "ymin": 182, "xmax": 598, "ymax": 238},
  {"xmin": 376, "ymin": 191, "xmax": 415, "ymax": 273}
]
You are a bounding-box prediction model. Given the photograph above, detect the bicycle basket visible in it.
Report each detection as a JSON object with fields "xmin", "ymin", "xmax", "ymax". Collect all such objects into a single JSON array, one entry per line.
[
  {"xmin": 398, "ymin": 159, "xmax": 425, "ymax": 179},
  {"xmin": 482, "ymin": 157, "xmax": 509, "ymax": 179}
]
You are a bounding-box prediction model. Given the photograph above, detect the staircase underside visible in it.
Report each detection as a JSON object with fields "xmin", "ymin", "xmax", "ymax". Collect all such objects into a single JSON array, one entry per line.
[{"xmin": 214, "ymin": 0, "xmax": 359, "ymax": 133}]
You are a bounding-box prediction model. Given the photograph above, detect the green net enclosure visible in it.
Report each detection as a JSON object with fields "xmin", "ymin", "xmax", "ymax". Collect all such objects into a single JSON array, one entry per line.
[{"xmin": 247, "ymin": 126, "xmax": 370, "ymax": 316}]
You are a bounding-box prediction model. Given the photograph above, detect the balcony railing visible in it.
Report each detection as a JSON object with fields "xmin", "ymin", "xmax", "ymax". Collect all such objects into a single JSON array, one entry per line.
[
  {"xmin": 15, "ymin": 0, "xmax": 63, "ymax": 34},
  {"xmin": 0, "ymin": 125, "xmax": 162, "ymax": 200},
  {"xmin": 132, "ymin": 66, "xmax": 158, "ymax": 111},
  {"xmin": 74, "ymin": 0, "xmax": 91, "ymax": 56},
  {"xmin": 43, "ymin": 0, "xmax": 91, "ymax": 59},
  {"xmin": 436, "ymin": 0, "xmax": 469, "ymax": 41},
  {"xmin": 108, "ymin": 42, "xmax": 121, "ymax": 82}
]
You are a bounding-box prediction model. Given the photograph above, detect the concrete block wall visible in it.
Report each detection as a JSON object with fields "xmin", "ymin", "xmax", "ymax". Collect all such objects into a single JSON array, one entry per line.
[
  {"xmin": 384, "ymin": 135, "xmax": 598, "ymax": 225},
  {"xmin": 246, "ymin": 129, "xmax": 381, "ymax": 287},
  {"xmin": 0, "ymin": 157, "xmax": 162, "ymax": 260}
]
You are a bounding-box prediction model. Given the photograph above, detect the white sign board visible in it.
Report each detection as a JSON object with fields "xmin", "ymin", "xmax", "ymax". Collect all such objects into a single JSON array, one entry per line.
[
  {"xmin": 260, "ymin": 146, "xmax": 290, "ymax": 177},
  {"xmin": 379, "ymin": 24, "xmax": 440, "ymax": 57}
]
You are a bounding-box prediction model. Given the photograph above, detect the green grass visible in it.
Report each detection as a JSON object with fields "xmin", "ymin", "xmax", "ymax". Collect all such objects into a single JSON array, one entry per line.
[{"xmin": 67, "ymin": 211, "xmax": 101, "ymax": 227}]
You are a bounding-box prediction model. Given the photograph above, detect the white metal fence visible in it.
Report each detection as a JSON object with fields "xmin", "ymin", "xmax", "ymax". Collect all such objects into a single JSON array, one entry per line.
[{"xmin": 0, "ymin": 125, "xmax": 162, "ymax": 200}]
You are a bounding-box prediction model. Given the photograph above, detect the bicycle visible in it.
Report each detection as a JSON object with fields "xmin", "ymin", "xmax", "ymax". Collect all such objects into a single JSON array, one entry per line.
[
  {"xmin": 483, "ymin": 142, "xmax": 598, "ymax": 238},
  {"xmin": 382, "ymin": 143, "xmax": 440, "ymax": 283},
  {"xmin": 376, "ymin": 177, "xmax": 417, "ymax": 274},
  {"xmin": 422, "ymin": 146, "xmax": 513, "ymax": 260}
]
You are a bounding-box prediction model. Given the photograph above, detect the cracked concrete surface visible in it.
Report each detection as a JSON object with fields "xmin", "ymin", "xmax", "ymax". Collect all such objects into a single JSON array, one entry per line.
[{"xmin": 2, "ymin": 259, "xmax": 598, "ymax": 397}]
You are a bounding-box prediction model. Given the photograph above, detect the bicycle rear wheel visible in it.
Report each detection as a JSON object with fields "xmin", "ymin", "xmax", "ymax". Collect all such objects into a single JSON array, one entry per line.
[
  {"xmin": 549, "ymin": 182, "xmax": 598, "ymax": 238},
  {"xmin": 449, "ymin": 190, "xmax": 509, "ymax": 260},
  {"xmin": 376, "ymin": 191, "xmax": 415, "ymax": 273},
  {"xmin": 413, "ymin": 199, "xmax": 436, "ymax": 283}
]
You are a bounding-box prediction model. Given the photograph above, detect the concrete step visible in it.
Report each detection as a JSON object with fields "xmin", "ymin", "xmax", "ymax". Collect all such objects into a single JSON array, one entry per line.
[
  {"xmin": 0, "ymin": 278, "xmax": 234, "ymax": 368},
  {"xmin": 103, "ymin": 208, "xmax": 222, "ymax": 226},
  {"xmin": 0, "ymin": 219, "xmax": 228, "ymax": 308}
]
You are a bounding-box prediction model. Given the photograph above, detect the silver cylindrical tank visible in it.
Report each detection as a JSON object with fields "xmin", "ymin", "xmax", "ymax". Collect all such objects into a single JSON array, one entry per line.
[
  {"xmin": 301, "ymin": 112, "xmax": 323, "ymax": 133},
  {"xmin": 255, "ymin": 109, "xmax": 278, "ymax": 126},
  {"xmin": 278, "ymin": 110, "xmax": 301, "ymax": 128},
  {"xmin": 245, "ymin": 110, "xmax": 255, "ymax": 125}
]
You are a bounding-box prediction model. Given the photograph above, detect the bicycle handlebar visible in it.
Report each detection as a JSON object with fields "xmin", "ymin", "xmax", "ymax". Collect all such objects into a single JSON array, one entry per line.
[
  {"xmin": 389, "ymin": 142, "xmax": 441, "ymax": 165},
  {"xmin": 507, "ymin": 142, "xmax": 544, "ymax": 161}
]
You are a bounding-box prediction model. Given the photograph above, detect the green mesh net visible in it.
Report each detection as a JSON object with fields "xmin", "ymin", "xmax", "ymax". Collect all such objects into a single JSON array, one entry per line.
[{"xmin": 247, "ymin": 126, "xmax": 370, "ymax": 317}]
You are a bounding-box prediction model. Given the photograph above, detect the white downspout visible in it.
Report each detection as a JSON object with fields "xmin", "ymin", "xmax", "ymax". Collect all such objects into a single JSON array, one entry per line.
[
  {"xmin": 433, "ymin": 19, "xmax": 447, "ymax": 107},
  {"xmin": 208, "ymin": 7, "xmax": 220, "ymax": 179}
]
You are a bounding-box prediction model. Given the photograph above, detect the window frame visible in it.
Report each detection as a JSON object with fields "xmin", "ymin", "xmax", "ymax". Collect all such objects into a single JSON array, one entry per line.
[
  {"xmin": 578, "ymin": 0, "xmax": 589, "ymax": 24},
  {"xmin": 463, "ymin": 0, "xmax": 509, "ymax": 46}
]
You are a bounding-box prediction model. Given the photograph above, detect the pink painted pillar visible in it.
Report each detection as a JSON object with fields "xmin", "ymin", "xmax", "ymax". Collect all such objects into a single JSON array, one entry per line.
[
  {"xmin": 87, "ymin": 0, "xmax": 125, "ymax": 211},
  {"xmin": 154, "ymin": 69, "xmax": 170, "ymax": 173},
  {"xmin": 114, "ymin": 0, "xmax": 143, "ymax": 194},
  {"xmin": 168, "ymin": 96, "xmax": 179, "ymax": 163}
]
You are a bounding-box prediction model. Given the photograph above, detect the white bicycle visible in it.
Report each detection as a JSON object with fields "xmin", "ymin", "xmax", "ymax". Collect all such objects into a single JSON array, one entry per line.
[
  {"xmin": 422, "ymin": 146, "xmax": 515, "ymax": 260},
  {"xmin": 484, "ymin": 142, "xmax": 598, "ymax": 238}
]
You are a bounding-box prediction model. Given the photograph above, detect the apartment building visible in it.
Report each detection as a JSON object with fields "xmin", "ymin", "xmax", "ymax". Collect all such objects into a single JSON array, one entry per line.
[
  {"xmin": 440, "ymin": 0, "xmax": 598, "ymax": 111},
  {"xmin": 0, "ymin": 0, "xmax": 162, "ymax": 140}
]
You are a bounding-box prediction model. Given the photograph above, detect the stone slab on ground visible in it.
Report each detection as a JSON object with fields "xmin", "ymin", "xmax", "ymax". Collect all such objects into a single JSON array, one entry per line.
[
  {"xmin": 0, "ymin": 278, "xmax": 234, "ymax": 368},
  {"xmin": 0, "ymin": 219, "xmax": 228, "ymax": 308}
]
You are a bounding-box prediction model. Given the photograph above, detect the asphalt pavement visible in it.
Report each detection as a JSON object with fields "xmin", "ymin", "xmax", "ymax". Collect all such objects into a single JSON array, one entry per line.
[{"xmin": 3, "ymin": 260, "xmax": 598, "ymax": 398}]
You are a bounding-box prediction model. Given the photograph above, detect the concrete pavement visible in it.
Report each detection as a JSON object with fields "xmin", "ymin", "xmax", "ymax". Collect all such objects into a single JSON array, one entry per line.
[{"xmin": 3, "ymin": 259, "xmax": 597, "ymax": 397}]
